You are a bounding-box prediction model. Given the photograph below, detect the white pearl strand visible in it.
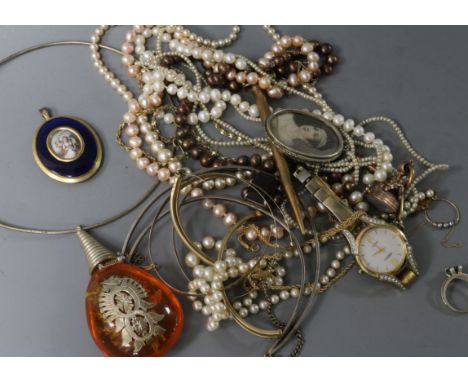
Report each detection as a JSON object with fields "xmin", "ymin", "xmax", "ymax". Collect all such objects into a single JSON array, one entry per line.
[
  {"xmin": 307, "ymin": 240, "xmax": 353, "ymax": 287},
  {"xmin": 182, "ymin": 171, "xmax": 251, "ymax": 226},
  {"xmin": 124, "ymin": 26, "xmax": 273, "ymax": 154},
  {"xmin": 132, "ymin": 27, "xmax": 269, "ymax": 139},
  {"xmin": 397, "ymin": 187, "xmax": 435, "ymax": 220},
  {"xmin": 146, "ymin": 53, "xmax": 270, "ymax": 151},
  {"xmin": 91, "ymin": 24, "xmax": 445, "ymax": 209},
  {"xmin": 182, "ymin": 167, "xmax": 355, "ymax": 331},
  {"xmin": 141, "ymin": 66, "xmax": 264, "ymax": 131},
  {"xmin": 127, "ymin": 32, "xmax": 269, "ymax": 153},
  {"xmin": 263, "ymin": 25, "xmax": 281, "ymax": 43},
  {"xmin": 185, "ymin": 242, "xmax": 296, "ymax": 330},
  {"xmin": 169, "ymin": 30, "xmax": 439, "ymax": 224},
  {"xmin": 188, "ymin": 171, "xmax": 289, "ymax": 232},
  {"xmin": 158, "ymin": 25, "xmax": 241, "ymax": 50},
  {"xmin": 179, "ymin": 168, "xmax": 316, "ymax": 331},
  {"xmin": 147, "ymin": 29, "xmax": 392, "ymax": 186},
  {"xmin": 127, "ymin": 25, "xmax": 325, "ymax": 150},
  {"xmin": 359, "ymin": 116, "xmax": 449, "ymax": 189},
  {"xmin": 357, "ymin": 116, "xmax": 448, "ymax": 219},
  {"xmin": 89, "ymin": 25, "xmax": 360, "ymax": 179},
  {"xmin": 187, "ymin": 236, "xmax": 353, "ymax": 331},
  {"xmin": 305, "ymin": 109, "xmax": 394, "ymax": 188},
  {"xmin": 186, "ymin": 243, "xmax": 277, "ymax": 331},
  {"xmin": 90, "ymin": 25, "xmax": 134, "ymax": 102},
  {"xmin": 152, "ymin": 26, "xmax": 397, "ymax": 187},
  {"xmin": 262, "ymin": 26, "xmax": 448, "ymax": 206},
  {"xmin": 180, "ymin": 172, "xmax": 282, "ymax": 331},
  {"xmin": 157, "ymin": 25, "xmax": 323, "ymax": 96}
]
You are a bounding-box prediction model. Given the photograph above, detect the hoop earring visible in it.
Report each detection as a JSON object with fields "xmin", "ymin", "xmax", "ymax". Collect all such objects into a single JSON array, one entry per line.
[{"xmin": 424, "ymin": 198, "xmax": 462, "ymax": 249}]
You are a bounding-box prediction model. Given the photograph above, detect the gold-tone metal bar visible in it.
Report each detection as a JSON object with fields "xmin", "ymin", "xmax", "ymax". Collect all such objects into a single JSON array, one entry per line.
[
  {"xmin": 294, "ymin": 167, "xmax": 353, "ymax": 223},
  {"xmin": 252, "ymin": 86, "xmax": 306, "ymax": 234},
  {"xmin": 399, "ymin": 269, "xmax": 417, "ymax": 286}
]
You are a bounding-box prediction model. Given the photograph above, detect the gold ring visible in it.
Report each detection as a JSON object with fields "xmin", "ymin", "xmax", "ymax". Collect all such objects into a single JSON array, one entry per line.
[{"xmin": 441, "ymin": 265, "xmax": 468, "ymax": 313}]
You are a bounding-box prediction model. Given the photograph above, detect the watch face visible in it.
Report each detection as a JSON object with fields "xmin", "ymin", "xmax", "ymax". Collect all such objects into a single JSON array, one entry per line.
[{"xmin": 357, "ymin": 226, "xmax": 407, "ymax": 274}]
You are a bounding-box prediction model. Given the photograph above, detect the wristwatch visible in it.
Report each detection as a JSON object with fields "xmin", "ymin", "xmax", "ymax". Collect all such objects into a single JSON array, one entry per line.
[{"xmin": 294, "ymin": 167, "xmax": 418, "ymax": 289}]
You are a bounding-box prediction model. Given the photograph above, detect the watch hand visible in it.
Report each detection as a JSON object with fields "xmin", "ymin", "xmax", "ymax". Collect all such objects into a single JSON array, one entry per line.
[
  {"xmin": 372, "ymin": 248, "xmax": 385, "ymax": 256},
  {"xmin": 384, "ymin": 252, "xmax": 393, "ymax": 261},
  {"xmin": 371, "ymin": 240, "xmax": 385, "ymax": 251}
]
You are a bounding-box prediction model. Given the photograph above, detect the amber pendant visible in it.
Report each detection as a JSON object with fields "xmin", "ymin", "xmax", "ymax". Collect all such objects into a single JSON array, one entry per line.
[{"xmin": 77, "ymin": 228, "xmax": 183, "ymax": 356}]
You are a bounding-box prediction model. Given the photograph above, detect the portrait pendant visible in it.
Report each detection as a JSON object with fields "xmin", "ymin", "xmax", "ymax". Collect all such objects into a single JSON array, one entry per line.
[
  {"xmin": 32, "ymin": 108, "xmax": 103, "ymax": 183},
  {"xmin": 266, "ymin": 109, "xmax": 344, "ymax": 163}
]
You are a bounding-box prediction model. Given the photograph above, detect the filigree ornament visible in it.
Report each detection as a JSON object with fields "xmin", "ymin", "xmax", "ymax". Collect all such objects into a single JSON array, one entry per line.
[{"xmin": 99, "ymin": 276, "xmax": 165, "ymax": 354}]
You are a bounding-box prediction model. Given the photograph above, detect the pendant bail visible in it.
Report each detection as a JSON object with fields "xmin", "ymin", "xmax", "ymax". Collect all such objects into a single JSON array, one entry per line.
[
  {"xmin": 39, "ymin": 107, "xmax": 51, "ymax": 120},
  {"xmin": 76, "ymin": 226, "xmax": 116, "ymax": 274}
]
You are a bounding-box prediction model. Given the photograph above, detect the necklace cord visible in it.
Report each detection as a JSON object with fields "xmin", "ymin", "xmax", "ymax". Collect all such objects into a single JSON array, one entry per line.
[{"xmin": 0, "ymin": 40, "xmax": 122, "ymax": 66}]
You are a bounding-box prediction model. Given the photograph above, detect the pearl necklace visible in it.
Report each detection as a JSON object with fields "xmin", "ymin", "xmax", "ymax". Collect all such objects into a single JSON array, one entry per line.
[
  {"xmin": 91, "ymin": 26, "xmax": 376, "ymax": 170},
  {"xmin": 89, "ymin": 26, "xmax": 338, "ymax": 180},
  {"xmin": 90, "ymin": 25, "xmax": 448, "ymax": 222}
]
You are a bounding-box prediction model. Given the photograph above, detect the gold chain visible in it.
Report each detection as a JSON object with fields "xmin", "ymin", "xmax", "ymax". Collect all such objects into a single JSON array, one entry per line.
[
  {"xmin": 311, "ymin": 210, "xmax": 365, "ymax": 242},
  {"xmin": 237, "ymin": 224, "xmax": 283, "ymax": 251},
  {"xmin": 265, "ymin": 259, "xmax": 356, "ymax": 294},
  {"xmin": 316, "ymin": 259, "xmax": 356, "ymax": 293}
]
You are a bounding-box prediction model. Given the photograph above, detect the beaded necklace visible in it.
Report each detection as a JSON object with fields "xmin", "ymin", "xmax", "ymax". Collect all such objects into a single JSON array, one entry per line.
[{"xmin": 90, "ymin": 25, "xmax": 447, "ymax": 224}]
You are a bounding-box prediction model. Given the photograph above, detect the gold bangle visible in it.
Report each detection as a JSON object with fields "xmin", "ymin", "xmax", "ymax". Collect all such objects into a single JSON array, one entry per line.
[{"xmin": 170, "ymin": 170, "xmax": 294, "ymax": 338}]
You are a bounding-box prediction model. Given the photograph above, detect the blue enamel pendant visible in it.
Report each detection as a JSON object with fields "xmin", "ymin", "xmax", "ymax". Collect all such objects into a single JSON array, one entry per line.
[{"xmin": 32, "ymin": 108, "xmax": 103, "ymax": 183}]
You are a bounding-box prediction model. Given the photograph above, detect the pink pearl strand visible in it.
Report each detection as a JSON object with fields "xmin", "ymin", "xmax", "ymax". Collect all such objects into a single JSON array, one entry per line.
[{"xmin": 90, "ymin": 25, "xmax": 182, "ymax": 183}]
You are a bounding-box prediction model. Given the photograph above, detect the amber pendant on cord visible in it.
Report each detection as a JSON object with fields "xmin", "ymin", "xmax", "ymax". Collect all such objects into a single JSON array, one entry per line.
[{"xmin": 77, "ymin": 228, "xmax": 184, "ymax": 356}]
